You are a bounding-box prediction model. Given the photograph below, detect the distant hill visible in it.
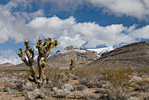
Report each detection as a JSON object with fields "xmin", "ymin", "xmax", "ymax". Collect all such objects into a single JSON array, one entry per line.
[
  {"xmin": 1, "ymin": 46, "xmax": 99, "ymax": 70},
  {"xmin": 0, "ymin": 62, "xmax": 14, "ymax": 67},
  {"xmin": 87, "ymin": 41, "xmax": 149, "ymax": 68},
  {"xmin": 46, "ymin": 50, "xmax": 99, "ymax": 69},
  {"xmin": 1, "ymin": 41, "xmax": 149, "ymax": 70}
]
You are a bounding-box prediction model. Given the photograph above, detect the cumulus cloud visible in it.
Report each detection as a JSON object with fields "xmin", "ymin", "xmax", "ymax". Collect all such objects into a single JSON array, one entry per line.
[
  {"xmin": 129, "ymin": 25, "xmax": 149, "ymax": 39},
  {"xmin": 0, "ymin": 10, "xmax": 148, "ymax": 49},
  {"xmin": 14, "ymin": 9, "xmax": 44, "ymax": 22},
  {"xmin": 0, "ymin": 49, "xmax": 22, "ymax": 65},
  {"xmin": 88, "ymin": 0, "xmax": 149, "ymax": 20},
  {"xmin": 25, "ymin": 16, "xmax": 149, "ymax": 49},
  {"xmin": 34, "ymin": 0, "xmax": 149, "ymax": 20},
  {"xmin": 6, "ymin": 0, "xmax": 148, "ymax": 21},
  {"xmin": 57, "ymin": 34, "xmax": 86, "ymax": 49},
  {"xmin": 26, "ymin": 16, "xmax": 137, "ymax": 48},
  {"xmin": 0, "ymin": 0, "xmax": 44, "ymax": 43}
]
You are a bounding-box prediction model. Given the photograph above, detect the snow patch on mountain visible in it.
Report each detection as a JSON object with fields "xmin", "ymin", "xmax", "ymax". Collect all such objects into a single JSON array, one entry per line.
[
  {"xmin": 56, "ymin": 45, "xmax": 115, "ymax": 57},
  {"xmin": 56, "ymin": 45, "xmax": 87, "ymax": 54},
  {"xmin": 87, "ymin": 46, "xmax": 115, "ymax": 57}
]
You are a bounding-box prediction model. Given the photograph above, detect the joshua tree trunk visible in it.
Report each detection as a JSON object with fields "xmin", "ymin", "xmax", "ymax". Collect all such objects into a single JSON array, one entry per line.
[
  {"xmin": 30, "ymin": 65, "xmax": 38, "ymax": 83},
  {"xmin": 37, "ymin": 56, "xmax": 45, "ymax": 88}
]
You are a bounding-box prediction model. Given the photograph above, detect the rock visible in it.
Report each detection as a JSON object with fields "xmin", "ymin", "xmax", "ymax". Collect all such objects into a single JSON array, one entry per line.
[
  {"xmin": 75, "ymin": 84, "xmax": 87, "ymax": 90},
  {"xmin": 52, "ymin": 83, "xmax": 73, "ymax": 98},
  {"xmin": 83, "ymin": 89, "xmax": 93, "ymax": 96},
  {"xmin": 130, "ymin": 76, "xmax": 142, "ymax": 82},
  {"xmin": 25, "ymin": 88, "xmax": 48, "ymax": 100},
  {"xmin": 7, "ymin": 74, "xmax": 12, "ymax": 79},
  {"xmin": 94, "ymin": 88, "xmax": 108, "ymax": 94},
  {"xmin": 3, "ymin": 87, "xmax": 15, "ymax": 94},
  {"xmin": 102, "ymin": 81, "xmax": 111, "ymax": 89},
  {"xmin": 69, "ymin": 80, "xmax": 79, "ymax": 85},
  {"xmin": 82, "ymin": 89, "xmax": 103, "ymax": 100},
  {"xmin": 53, "ymin": 87, "xmax": 70, "ymax": 98},
  {"xmin": 1, "ymin": 77, "xmax": 7, "ymax": 82},
  {"xmin": 22, "ymin": 83, "xmax": 37, "ymax": 91},
  {"xmin": 61, "ymin": 84, "xmax": 73, "ymax": 91},
  {"xmin": 7, "ymin": 88, "xmax": 16, "ymax": 94},
  {"xmin": 40, "ymin": 88, "xmax": 51, "ymax": 96}
]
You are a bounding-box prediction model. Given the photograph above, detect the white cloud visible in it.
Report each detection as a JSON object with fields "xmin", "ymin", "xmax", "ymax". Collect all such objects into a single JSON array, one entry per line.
[
  {"xmin": 14, "ymin": 9, "xmax": 44, "ymax": 21},
  {"xmin": 0, "ymin": 0, "xmax": 44, "ymax": 43},
  {"xmin": 26, "ymin": 16, "xmax": 137, "ymax": 48},
  {"xmin": 34, "ymin": 0, "xmax": 149, "ymax": 20},
  {"xmin": 57, "ymin": 34, "xmax": 86, "ymax": 49},
  {"xmin": 88, "ymin": 0, "xmax": 149, "ymax": 20},
  {"xmin": 0, "ymin": 49, "xmax": 22, "ymax": 65},
  {"xmin": 130, "ymin": 25, "xmax": 149, "ymax": 39},
  {"xmin": 32, "ymin": 0, "xmax": 149, "ymax": 20},
  {"xmin": 0, "ymin": 9, "xmax": 148, "ymax": 49}
]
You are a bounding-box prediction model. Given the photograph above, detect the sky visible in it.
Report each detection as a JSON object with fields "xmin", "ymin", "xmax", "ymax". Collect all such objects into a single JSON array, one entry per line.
[{"xmin": 0, "ymin": 0, "xmax": 149, "ymax": 65}]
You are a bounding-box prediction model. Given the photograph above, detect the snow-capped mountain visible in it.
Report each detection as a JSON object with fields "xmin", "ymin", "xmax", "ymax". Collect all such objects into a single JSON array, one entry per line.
[
  {"xmin": 87, "ymin": 46, "xmax": 115, "ymax": 57},
  {"xmin": 56, "ymin": 45, "xmax": 115, "ymax": 57}
]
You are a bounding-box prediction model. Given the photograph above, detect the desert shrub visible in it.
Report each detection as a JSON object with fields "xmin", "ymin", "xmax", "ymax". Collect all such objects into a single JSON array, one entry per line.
[
  {"xmin": 44, "ymin": 68, "xmax": 72, "ymax": 88},
  {"xmin": 96, "ymin": 63, "xmax": 148, "ymax": 90},
  {"xmin": 74, "ymin": 67, "xmax": 104, "ymax": 88},
  {"xmin": 108, "ymin": 84, "xmax": 129, "ymax": 100},
  {"xmin": 135, "ymin": 79, "xmax": 149, "ymax": 90},
  {"xmin": 75, "ymin": 63, "xmax": 149, "ymax": 91},
  {"xmin": 100, "ymin": 66, "xmax": 132, "ymax": 88},
  {"xmin": 74, "ymin": 67, "xmax": 101, "ymax": 78}
]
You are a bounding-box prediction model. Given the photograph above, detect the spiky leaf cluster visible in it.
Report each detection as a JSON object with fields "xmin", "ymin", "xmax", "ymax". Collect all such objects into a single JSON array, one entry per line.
[
  {"xmin": 17, "ymin": 47, "xmax": 24, "ymax": 57},
  {"xmin": 17, "ymin": 38, "xmax": 34, "ymax": 66},
  {"xmin": 41, "ymin": 61, "xmax": 47, "ymax": 68},
  {"xmin": 24, "ymin": 38, "xmax": 29, "ymax": 49},
  {"xmin": 36, "ymin": 37, "xmax": 58, "ymax": 56}
]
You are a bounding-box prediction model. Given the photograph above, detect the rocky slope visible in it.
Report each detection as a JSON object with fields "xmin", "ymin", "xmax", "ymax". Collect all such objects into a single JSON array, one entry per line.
[
  {"xmin": 88, "ymin": 41, "xmax": 149, "ymax": 68},
  {"xmin": 46, "ymin": 50, "xmax": 99, "ymax": 69}
]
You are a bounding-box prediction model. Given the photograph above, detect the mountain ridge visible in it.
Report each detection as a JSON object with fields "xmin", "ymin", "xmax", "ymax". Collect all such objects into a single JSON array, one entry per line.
[
  {"xmin": 87, "ymin": 41, "xmax": 149, "ymax": 68},
  {"xmin": 0, "ymin": 41, "xmax": 149, "ymax": 70}
]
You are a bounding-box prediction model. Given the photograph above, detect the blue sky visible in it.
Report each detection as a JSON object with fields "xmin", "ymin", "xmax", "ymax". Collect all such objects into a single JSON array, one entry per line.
[{"xmin": 0, "ymin": 0, "xmax": 149, "ymax": 65}]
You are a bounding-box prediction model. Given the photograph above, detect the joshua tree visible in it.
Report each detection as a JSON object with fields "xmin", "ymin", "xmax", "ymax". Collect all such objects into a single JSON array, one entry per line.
[
  {"xmin": 17, "ymin": 36, "xmax": 58, "ymax": 88},
  {"xmin": 69, "ymin": 59, "xmax": 75, "ymax": 71}
]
